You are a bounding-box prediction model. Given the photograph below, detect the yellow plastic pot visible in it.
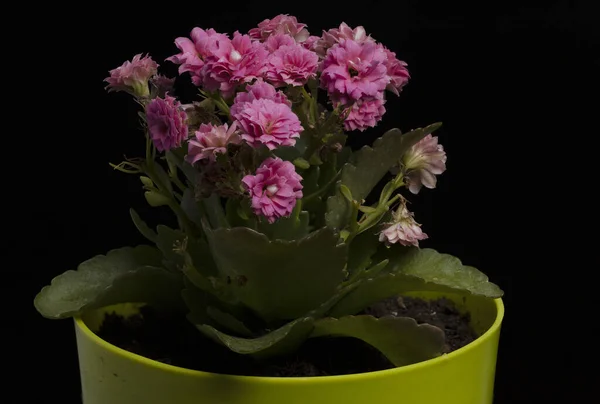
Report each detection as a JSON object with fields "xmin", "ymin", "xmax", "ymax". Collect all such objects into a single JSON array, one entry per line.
[{"xmin": 74, "ymin": 292, "xmax": 504, "ymax": 404}]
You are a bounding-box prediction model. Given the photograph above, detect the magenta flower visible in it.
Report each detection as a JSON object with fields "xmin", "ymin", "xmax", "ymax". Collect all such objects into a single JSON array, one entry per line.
[
  {"xmin": 104, "ymin": 54, "xmax": 158, "ymax": 97},
  {"xmin": 166, "ymin": 28, "xmax": 230, "ymax": 86},
  {"xmin": 249, "ymin": 14, "xmax": 310, "ymax": 43},
  {"xmin": 265, "ymin": 43, "xmax": 319, "ymax": 87},
  {"xmin": 265, "ymin": 33, "xmax": 296, "ymax": 52},
  {"xmin": 403, "ymin": 135, "xmax": 447, "ymax": 194},
  {"xmin": 313, "ymin": 22, "xmax": 375, "ymax": 58},
  {"xmin": 230, "ymin": 79, "xmax": 291, "ymax": 117},
  {"xmin": 146, "ymin": 95, "xmax": 188, "ymax": 152},
  {"xmin": 242, "ymin": 157, "xmax": 303, "ymax": 223},
  {"xmin": 201, "ymin": 32, "xmax": 269, "ymax": 97},
  {"xmin": 382, "ymin": 47, "xmax": 410, "ymax": 95},
  {"xmin": 186, "ymin": 122, "xmax": 241, "ymax": 164},
  {"xmin": 341, "ymin": 97, "xmax": 386, "ymax": 132},
  {"xmin": 303, "ymin": 35, "xmax": 320, "ymax": 50},
  {"xmin": 320, "ymin": 39, "xmax": 390, "ymax": 104},
  {"xmin": 379, "ymin": 203, "xmax": 428, "ymax": 247},
  {"xmin": 234, "ymin": 98, "xmax": 303, "ymax": 150}
]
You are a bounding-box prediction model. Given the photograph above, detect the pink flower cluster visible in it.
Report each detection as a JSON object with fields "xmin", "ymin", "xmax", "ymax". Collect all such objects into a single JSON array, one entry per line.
[
  {"xmin": 242, "ymin": 157, "xmax": 303, "ymax": 223},
  {"xmin": 311, "ymin": 23, "xmax": 410, "ymax": 131},
  {"xmin": 379, "ymin": 203, "xmax": 428, "ymax": 247},
  {"xmin": 403, "ymin": 135, "xmax": 447, "ymax": 194},
  {"xmin": 231, "ymin": 81, "xmax": 302, "ymax": 150}
]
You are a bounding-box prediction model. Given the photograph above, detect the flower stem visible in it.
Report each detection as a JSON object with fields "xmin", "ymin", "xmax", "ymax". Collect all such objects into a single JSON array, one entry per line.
[{"xmin": 302, "ymin": 169, "xmax": 341, "ymax": 205}]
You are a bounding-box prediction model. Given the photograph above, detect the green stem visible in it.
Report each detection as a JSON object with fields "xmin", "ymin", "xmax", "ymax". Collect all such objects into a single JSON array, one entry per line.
[{"xmin": 302, "ymin": 169, "xmax": 341, "ymax": 205}]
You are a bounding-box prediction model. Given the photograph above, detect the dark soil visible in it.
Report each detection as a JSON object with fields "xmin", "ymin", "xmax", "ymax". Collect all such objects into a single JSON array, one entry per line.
[{"xmin": 97, "ymin": 296, "xmax": 477, "ymax": 377}]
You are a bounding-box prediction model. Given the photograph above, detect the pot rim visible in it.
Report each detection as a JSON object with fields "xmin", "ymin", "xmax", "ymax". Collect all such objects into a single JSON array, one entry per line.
[{"xmin": 74, "ymin": 297, "xmax": 504, "ymax": 383}]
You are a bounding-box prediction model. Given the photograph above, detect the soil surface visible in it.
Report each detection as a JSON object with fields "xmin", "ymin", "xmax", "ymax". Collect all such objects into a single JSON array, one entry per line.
[{"xmin": 97, "ymin": 296, "xmax": 477, "ymax": 377}]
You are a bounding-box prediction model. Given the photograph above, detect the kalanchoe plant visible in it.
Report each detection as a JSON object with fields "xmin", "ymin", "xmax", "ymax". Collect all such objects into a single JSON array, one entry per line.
[{"xmin": 35, "ymin": 15, "xmax": 503, "ymax": 368}]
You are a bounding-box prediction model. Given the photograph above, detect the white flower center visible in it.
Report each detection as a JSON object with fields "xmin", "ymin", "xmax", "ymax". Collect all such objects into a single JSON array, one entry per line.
[
  {"xmin": 230, "ymin": 50, "xmax": 242, "ymax": 62},
  {"xmin": 266, "ymin": 184, "xmax": 279, "ymax": 196}
]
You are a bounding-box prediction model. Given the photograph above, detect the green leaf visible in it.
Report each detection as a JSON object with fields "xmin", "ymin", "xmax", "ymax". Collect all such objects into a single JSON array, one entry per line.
[
  {"xmin": 346, "ymin": 229, "xmax": 382, "ymax": 278},
  {"xmin": 256, "ymin": 205, "xmax": 309, "ymax": 241},
  {"xmin": 200, "ymin": 194, "xmax": 228, "ymax": 229},
  {"xmin": 311, "ymin": 315, "xmax": 445, "ymax": 366},
  {"xmin": 325, "ymin": 123, "xmax": 442, "ymax": 229},
  {"xmin": 180, "ymin": 189, "xmax": 203, "ymax": 228},
  {"xmin": 204, "ymin": 226, "xmax": 347, "ymax": 321},
  {"xmin": 166, "ymin": 149, "xmax": 198, "ymax": 186},
  {"xmin": 197, "ymin": 317, "xmax": 314, "ymax": 359},
  {"xmin": 340, "ymin": 184, "xmax": 353, "ymax": 202},
  {"xmin": 156, "ymin": 225, "xmax": 185, "ymax": 270},
  {"xmin": 144, "ymin": 191, "xmax": 170, "ymax": 207},
  {"xmin": 129, "ymin": 208, "xmax": 157, "ymax": 243},
  {"xmin": 206, "ymin": 306, "xmax": 253, "ymax": 337},
  {"xmin": 225, "ymin": 198, "xmax": 256, "ymax": 228},
  {"xmin": 153, "ymin": 163, "xmax": 173, "ymax": 193},
  {"xmin": 34, "ymin": 246, "xmax": 183, "ymax": 319},
  {"xmin": 293, "ymin": 158, "xmax": 310, "ymax": 170},
  {"xmin": 139, "ymin": 176, "xmax": 154, "ymax": 188},
  {"xmin": 329, "ymin": 247, "xmax": 503, "ymax": 317}
]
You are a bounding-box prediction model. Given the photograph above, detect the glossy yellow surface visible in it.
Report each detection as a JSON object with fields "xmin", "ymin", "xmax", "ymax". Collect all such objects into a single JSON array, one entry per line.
[{"xmin": 74, "ymin": 292, "xmax": 504, "ymax": 404}]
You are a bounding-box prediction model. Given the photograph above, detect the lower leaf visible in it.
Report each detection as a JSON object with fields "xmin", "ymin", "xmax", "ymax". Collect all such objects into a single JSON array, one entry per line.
[{"xmin": 311, "ymin": 315, "xmax": 445, "ymax": 367}]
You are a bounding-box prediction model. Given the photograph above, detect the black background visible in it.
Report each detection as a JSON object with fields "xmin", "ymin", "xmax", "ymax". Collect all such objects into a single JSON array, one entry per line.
[{"xmin": 10, "ymin": 1, "xmax": 597, "ymax": 403}]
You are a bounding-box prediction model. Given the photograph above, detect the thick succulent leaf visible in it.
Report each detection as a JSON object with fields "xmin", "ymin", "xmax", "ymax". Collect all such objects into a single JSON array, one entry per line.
[
  {"xmin": 156, "ymin": 225, "xmax": 186, "ymax": 270},
  {"xmin": 206, "ymin": 306, "xmax": 253, "ymax": 337},
  {"xmin": 129, "ymin": 208, "xmax": 157, "ymax": 243},
  {"xmin": 200, "ymin": 194, "xmax": 228, "ymax": 229},
  {"xmin": 34, "ymin": 246, "xmax": 183, "ymax": 319},
  {"xmin": 256, "ymin": 208, "xmax": 309, "ymax": 241},
  {"xmin": 325, "ymin": 123, "xmax": 442, "ymax": 229},
  {"xmin": 330, "ymin": 247, "xmax": 503, "ymax": 317},
  {"xmin": 166, "ymin": 149, "xmax": 198, "ymax": 186},
  {"xmin": 346, "ymin": 229, "xmax": 382, "ymax": 278},
  {"xmin": 311, "ymin": 315, "xmax": 445, "ymax": 366},
  {"xmin": 205, "ymin": 226, "xmax": 347, "ymax": 322},
  {"xmin": 180, "ymin": 189, "xmax": 203, "ymax": 228},
  {"xmin": 197, "ymin": 317, "xmax": 315, "ymax": 359}
]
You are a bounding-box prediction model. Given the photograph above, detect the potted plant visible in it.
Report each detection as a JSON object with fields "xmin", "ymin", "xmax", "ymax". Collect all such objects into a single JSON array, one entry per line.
[{"xmin": 35, "ymin": 14, "xmax": 504, "ymax": 404}]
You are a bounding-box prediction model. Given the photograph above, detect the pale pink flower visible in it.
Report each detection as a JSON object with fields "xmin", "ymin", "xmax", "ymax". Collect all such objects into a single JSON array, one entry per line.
[
  {"xmin": 314, "ymin": 22, "xmax": 375, "ymax": 58},
  {"xmin": 265, "ymin": 43, "xmax": 319, "ymax": 87},
  {"xmin": 201, "ymin": 32, "xmax": 269, "ymax": 97},
  {"xmin": 104, "ymin": 54, "xmax": 158, "ymax": 97},
  {"xmin": 382, "ymin": 47, "xmax": 410, "ymax": 96},
  {"xmin": 249, "ymin": 14, "xmax": 310, "ymax": 43},
  {"xmin": 234, "ymin": 98, "xmax": 303, "ymax": 150},
  {"xmin": 379, "ymin": 203, "xmax": 428, "ymax": 247},
  {"xmin": 242, "ymin": 157, "xmax": 303, "ymax": 223},
  {"xmin": 146, "ymin": 95, "xmax": 188, "ymax": 152},
  {"xmin": 166, "ymin": 28, "xmax": 230, "ymax": 86},
  {"xmin": 303, "ymin": 35, "xmax": 320, "ymax": 50},
  {"xmin": 341, "ymin": 97, "xmax": 386, "ymax": 131},
  {"xmin": 264, "ymin": 33, "xmax": 296, "ymax": 52},
  {"xmin": 230, "ymin": 79, "xmax": 291, "ymax": 117},
  {"xmin": 186, "ymin": 122, "xmax": 241, "ymax": 164},
  {"xmin": 403, "ymin": 135, "xmax": 447, "ymax": 194},
  {"xmin": 320, "ymin": 39, "xmax": 390, "ymax": 104}
]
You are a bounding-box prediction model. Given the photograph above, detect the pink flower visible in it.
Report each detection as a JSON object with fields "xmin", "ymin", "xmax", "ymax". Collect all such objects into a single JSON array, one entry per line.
[
  {"xmin": 146, "ymin": 95, "xmax": 188, "ymax": 152},
  {"xmin": 201, "ymin": 32, "xmax": 268, "ymax": 97},
  {"xmin": 341, "ymin": 97, "xmax": 386, "ymax": 131},
  {"xmin": 104, "ymin": 54, "xmax": 158, "ymax": 97},
  {"xmin": 265, "ymin": 43, "xmax": 319, "ymax": 87},
  {"xmin": 314, "ymin": 22, "xmax": 375, "ymax": 58},
  {"xmin": 382, "ymin": 47, "xmax": 410, "ymax": 96},
  {"xmin": 320, "ymin": 39, "xmax": 390, "ymax": 104},
  {"xmin": 403, "ymin": 135, "xmax": 447, "ymax": 194},
  {"xmin": 265, "ymin": 34, "xmax": 296, "ymax": 52},
  {"xmin": 230, "ymin": 79, "xmax": 291, "ymax": 117},
  {"xmin": 379, "ymin": 203, "xmax": 428, "ymax": 247},
  {"xmin": 186, "ymin": 122, "xmax": 241, "ymax": 164},
  {"xmin": 234, "ymin": 98, "xmax": 303, "ymax": 150},
  {"xmin": 166, "ymin": 28, "xmax": 230, "ymax": 86},
  {"xmin": 303, "ymin": 35, "xmax": 320, "ymax": 50},
  {"xmin": 242, "ymin": 157, "xmax": 303, "ymax": 223},
  {"xmin": 249, "ymin": 14, "xmax": 310, "ymax": 43}
]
